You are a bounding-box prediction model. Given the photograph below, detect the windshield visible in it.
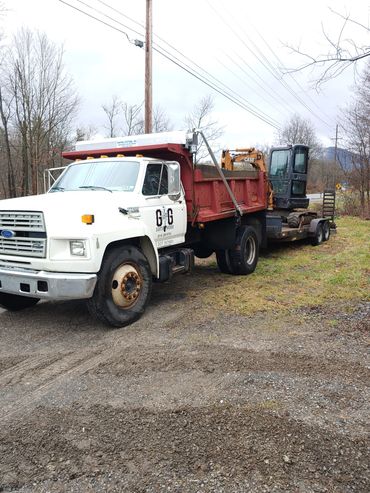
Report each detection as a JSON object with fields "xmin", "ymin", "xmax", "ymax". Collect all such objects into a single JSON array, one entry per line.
[
  {"xmin": 269, "ymin": 150, "xmax": 291, "ymax": 177},
  {"xmin": 49, "ymin": 160, "xmax": 140, "ymax": 192}
]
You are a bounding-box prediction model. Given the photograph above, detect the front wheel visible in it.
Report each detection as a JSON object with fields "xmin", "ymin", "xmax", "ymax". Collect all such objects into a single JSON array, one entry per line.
[
  {"xmin": 87, "ymin": 245, "xmax": 152, "ymax": 328},
  {"xmin": 0, "ymin": 293, "xmax": 39, "ymax": 311}
]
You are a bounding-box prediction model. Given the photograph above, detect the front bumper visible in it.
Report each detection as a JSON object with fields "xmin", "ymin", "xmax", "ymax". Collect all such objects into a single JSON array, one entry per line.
[{"xmin": 0, "ymin": 265, "xmax": 97, "ymax": 300}]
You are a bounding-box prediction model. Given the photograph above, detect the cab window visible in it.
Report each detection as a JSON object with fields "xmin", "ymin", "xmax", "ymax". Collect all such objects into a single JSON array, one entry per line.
[
  {"xmin": 269, "ymin": 150, "xmax": 290, "ymax": 177},
  {"xmin": 293, "ymin": 149, "xmax": 308, "ymax": 174},
  {"xmin": 142, "ymin": 163, "xmax": 168, "ymax": 196}
]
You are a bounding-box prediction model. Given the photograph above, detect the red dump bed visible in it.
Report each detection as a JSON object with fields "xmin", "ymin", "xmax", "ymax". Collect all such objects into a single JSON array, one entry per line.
[{"xmin": 62, "ymin": 142, "xmax": 267, "ymax": 224}]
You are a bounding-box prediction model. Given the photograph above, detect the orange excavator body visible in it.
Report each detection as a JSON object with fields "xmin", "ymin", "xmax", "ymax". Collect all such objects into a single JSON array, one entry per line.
[{"xmin": 221, "ymin": 148, "xmax": 274, "ymax": 210}]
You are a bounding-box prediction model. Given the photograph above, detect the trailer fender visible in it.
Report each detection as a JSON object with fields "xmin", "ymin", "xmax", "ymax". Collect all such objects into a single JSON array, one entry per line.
[{"xmin": 308, "ymin": 218, "xmax": 328, "ymax": 235}]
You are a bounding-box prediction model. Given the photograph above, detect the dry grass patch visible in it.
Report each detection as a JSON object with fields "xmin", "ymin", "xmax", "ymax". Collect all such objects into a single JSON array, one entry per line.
[{"xmin": 197, "ymin": 216, "xmax": 369, "ymax": 315}]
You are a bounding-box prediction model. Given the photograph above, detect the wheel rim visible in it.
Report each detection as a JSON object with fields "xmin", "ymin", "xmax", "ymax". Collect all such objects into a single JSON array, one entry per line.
[
  {"xmin": 317, "ymin": 227, "xmax": 323, "ymax": 243},
  {"xmin": 111, "ymin": 263, "xmax": 142, "ymax": 308},
  {"xmin": 244, "ymin": 237, "xmax": 256, "ymax": 265},
  {"xmin": 323, "ymin": 223, "xmax": 330, "ymax": 240}
]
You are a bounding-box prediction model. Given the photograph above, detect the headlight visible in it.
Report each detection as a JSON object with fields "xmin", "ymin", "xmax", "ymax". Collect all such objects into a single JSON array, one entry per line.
[{"xmin": 70, "ymin": 240, "xmax": 86, "ymax": 256}]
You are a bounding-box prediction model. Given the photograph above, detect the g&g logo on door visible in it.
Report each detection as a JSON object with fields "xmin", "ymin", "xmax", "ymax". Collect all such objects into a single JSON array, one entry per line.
[{"xmin": 156, "ymin": 208, "xmax": 174, "ymax": 232}]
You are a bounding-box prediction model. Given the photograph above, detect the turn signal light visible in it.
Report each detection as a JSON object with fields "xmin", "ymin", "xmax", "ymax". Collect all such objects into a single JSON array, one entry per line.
[{"xmin": 82, "ymin": 214, "xmax": 94, "ymax": 225}]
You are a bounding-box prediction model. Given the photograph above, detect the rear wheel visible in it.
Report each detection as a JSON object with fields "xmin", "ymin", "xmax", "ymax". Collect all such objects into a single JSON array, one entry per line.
[
  {"xmin": 0, "ymin": 293, "xmax": 39, "ymax": 311},
  {"xmin": 229, "ymin": 226, "xmax": 259, "ymax": 275},
  {"xmin": 87, "ymin": 245, "xmax": 152, "ymax": 328},
  {"xmin": 216, "ymin": 249, "xmax": 234, "ymax": 274},
  {"xmin": 311, "ymin": 224, "xmax": 324, "ymax": 246},
  {"xmin": 322, "ymin": 221, "xmax": 330, "ymax": 241}
]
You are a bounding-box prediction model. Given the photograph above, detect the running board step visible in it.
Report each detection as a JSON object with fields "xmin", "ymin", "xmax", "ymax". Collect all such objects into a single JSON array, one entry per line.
[{"xmin": 158, "ymin": 248, "xmax": 194, "ymax": 282}]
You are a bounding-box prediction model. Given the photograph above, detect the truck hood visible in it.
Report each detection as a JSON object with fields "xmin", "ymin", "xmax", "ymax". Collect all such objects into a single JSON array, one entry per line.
[{"xmin": 0, "ymin": 191, "xmax": 142, "ymax": 237}]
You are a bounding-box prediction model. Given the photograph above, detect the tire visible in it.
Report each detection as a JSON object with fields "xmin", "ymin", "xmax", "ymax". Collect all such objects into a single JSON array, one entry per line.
[
  {"xmin": 229, "ymin": 226, "xmax": 259, "ymax": 275},
  {"xmin": 287, "ymin": 213, "xmax": 300, "ymax": 228},
  {"xmin": 193, "ymin": 244, "xmax": 214, "ymax": 259},
  {"xmin": 322, "ymin": 221, "xmax": 330, "ymax": 241},
  {"xmin": 87, "ymin": 245, "xmax": 152, "ymax": 328},
  {"xmin": 0, "ymin": 293, "xmax": 39, "ymax": 311},
  {"xmin": 311, "ymin": 224, "xmax": 324, "ymax": 246},
  {"xmin": 216, "ymin": 249, "xmax": 234, "ymax": 274}
]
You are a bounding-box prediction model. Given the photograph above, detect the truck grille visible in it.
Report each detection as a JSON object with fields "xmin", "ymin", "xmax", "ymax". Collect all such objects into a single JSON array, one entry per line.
[
  {"xmin": 0, "ymin": 211, "xmax": 45, "ymax": 231},
  {"xmin": 0, "ymin": 211, "xmax": 47, "ymax": 258}
]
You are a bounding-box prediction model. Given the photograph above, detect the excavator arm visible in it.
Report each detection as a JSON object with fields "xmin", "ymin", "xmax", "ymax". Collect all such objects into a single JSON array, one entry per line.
[{"xmin": 221, "ymin": 148, "xmax": 274, "ymax": 210}]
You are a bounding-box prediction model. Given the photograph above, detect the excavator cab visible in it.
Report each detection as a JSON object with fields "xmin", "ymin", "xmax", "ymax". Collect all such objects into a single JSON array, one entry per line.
[{"xmin": 268, "ymin": 145, "xmax": 309, "ymax": 210}]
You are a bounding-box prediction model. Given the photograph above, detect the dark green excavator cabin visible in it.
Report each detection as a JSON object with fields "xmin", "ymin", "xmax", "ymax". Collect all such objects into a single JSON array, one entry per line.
[{"xmin": 268, "ymin": 144, "xmax": 309, "ymax": 210}]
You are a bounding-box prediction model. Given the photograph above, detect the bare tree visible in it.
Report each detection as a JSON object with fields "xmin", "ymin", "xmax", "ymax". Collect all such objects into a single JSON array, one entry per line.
[
  {"xmin": 287, "ymin": 9, "xmax": 370, "ymax": 87},
  {"xmin": 101, "ymin": 98, "xmax": 173, "ymax": 137},
  {"xmin": 102, "ymin": 95, "xmax": 121, "ymax": 138},
  {"xmin": 340, "ymin": 64, "xmax": 370, "ymax": 215},
  {"xmin": 184, "ymin": 95, "xmax": 224, "ymax": 163},
  {"xmin": 2, "ymin": 28, "xmax": 79, "ymax": 196},
  {"xmin": 121, "ymin": 102, "xmax": 143, "ymax": 136},
  {"xmin": 0, "ymin": 86, "xmax": 16, "ymax": 197},
  {"xmin": 75, "ymin": 124, "xmax": 97, "ymax": 142},
  {"xmin": 153, "ymin": 105, "xmax": 173, "ymax": 133},
  {"xmin": 276, "ymin": 114, "xmax": 321, "ymax": 158}
]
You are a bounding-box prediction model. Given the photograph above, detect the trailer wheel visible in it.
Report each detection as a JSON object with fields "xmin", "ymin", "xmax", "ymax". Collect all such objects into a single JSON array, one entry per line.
[
  {"xmin": 0, "ymin": 293, "xmax": 39, "ymax": 311},
  {"xmin": 322, "ymin": 221, "xmax": 330, "ymax": 241},
  {"xmin": 311, "ymin": 224, "xmax": 324, "ymax": 246},
  {"xmin": 216, "ymin": 249, "xmax": 234, "ymax": 274},
  {"xmin": 229, "ymin": 226, "xmax": 259, "ymax": 275},
  {"xmin": 87, "ymin": 245, "xmax": 152, "ymax": 328}
]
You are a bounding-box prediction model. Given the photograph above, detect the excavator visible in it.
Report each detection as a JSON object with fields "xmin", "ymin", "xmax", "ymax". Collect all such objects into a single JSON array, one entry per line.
[{"xmin": 221, "ymin": 145, "xmax": 336, "ymax": 245}]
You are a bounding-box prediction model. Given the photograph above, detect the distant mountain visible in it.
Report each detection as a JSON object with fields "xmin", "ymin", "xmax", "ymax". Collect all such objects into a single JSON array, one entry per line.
[{"xmin": 322, "ymin": 147, "xmax": 355, "ymax": 171}]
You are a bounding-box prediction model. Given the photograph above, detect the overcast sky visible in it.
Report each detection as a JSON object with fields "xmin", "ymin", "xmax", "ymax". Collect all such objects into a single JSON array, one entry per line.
[{"xmin": 2, "ymin": 0, "xmax": 370, "ymax": 149}]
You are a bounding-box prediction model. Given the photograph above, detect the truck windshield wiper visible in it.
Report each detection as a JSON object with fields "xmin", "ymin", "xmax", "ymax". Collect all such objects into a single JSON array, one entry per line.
[
  {"xmin": 79, "ymin": 185, "xmax": 112, "ymax": 193},
  {"xmin": 50, "ymin": 186, "xmax": 65, "ymax": 192}
]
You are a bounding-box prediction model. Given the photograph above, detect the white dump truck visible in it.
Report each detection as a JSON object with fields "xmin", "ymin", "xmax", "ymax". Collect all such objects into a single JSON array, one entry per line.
[{"xmin": 0, "ymin": 131, "xmax": 269, "ymax": 327}]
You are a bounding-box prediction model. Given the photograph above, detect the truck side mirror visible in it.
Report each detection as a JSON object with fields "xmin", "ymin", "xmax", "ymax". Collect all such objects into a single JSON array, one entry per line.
[{"xmin": 168, "ymin": 162, "xmax": 181, "ymax": 200}]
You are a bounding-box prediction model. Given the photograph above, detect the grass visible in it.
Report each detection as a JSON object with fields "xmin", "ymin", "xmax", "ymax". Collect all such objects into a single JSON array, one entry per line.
[{"xmin": 197, "ymin": 216, "xmax": 370, "ymax": 316}]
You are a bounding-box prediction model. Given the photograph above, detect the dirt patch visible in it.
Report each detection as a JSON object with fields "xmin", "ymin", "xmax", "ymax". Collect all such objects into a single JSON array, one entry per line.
[
  {"xmin": 90, "ymin": 345, "xmax": 369, "ymax": 384},
  {"xmin": 0, "ymin": 404, "xmax": 369, "ymax": 493},
  {"xmin": 0, "ymin": 356, "xmax": 26, "ymax": 374},
  {"xmin": 0, "ymin": 280, "xmax": 369, "ymax": 492}
]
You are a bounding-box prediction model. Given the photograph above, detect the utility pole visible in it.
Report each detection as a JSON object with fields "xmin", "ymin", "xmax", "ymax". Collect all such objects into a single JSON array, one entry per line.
[{"xmin": 145, "ymin": 0, "xmax": 152, "ymax": 133}]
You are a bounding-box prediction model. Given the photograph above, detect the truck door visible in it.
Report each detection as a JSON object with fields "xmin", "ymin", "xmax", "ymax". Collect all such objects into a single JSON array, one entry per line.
[{"xmin": 141, "ymin": 162, "xmax": 186, "ymax": 248}]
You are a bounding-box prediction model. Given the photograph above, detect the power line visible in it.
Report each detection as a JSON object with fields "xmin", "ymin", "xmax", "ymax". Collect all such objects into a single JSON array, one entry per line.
[
  {"xmin": 74, "ymin": 0, "xmax": 280, "ymax": 126},
  {"xmin": 94, "ymin": 0, "xmax": 288, "ymax": 121},
  {"xmin": 217, "ymin": 51, "xmax": 293, "ymax": 118},
  {"xmin": 207, "ymin": 0, "xmax": 331, "ymax": 128},
  {"xmin": 153, "ymin": 45, "xmax": 281, "ymax": 129},
  {"xmin": 254, "ymin": 28, "xmax": 333, "ymax": 122},
  {"xmin": 58, "ymin": 0, "xmax": 137, "ymax": 44},
  {"xmin": 57, "ymin": 0, "xmax": 281, "ymax": 129}
]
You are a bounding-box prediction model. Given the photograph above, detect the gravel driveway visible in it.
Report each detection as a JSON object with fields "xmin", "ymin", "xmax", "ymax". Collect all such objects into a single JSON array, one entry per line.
[{"xmin": 0, "ymin": 262, "xmax": 369, "ymax": 492}]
